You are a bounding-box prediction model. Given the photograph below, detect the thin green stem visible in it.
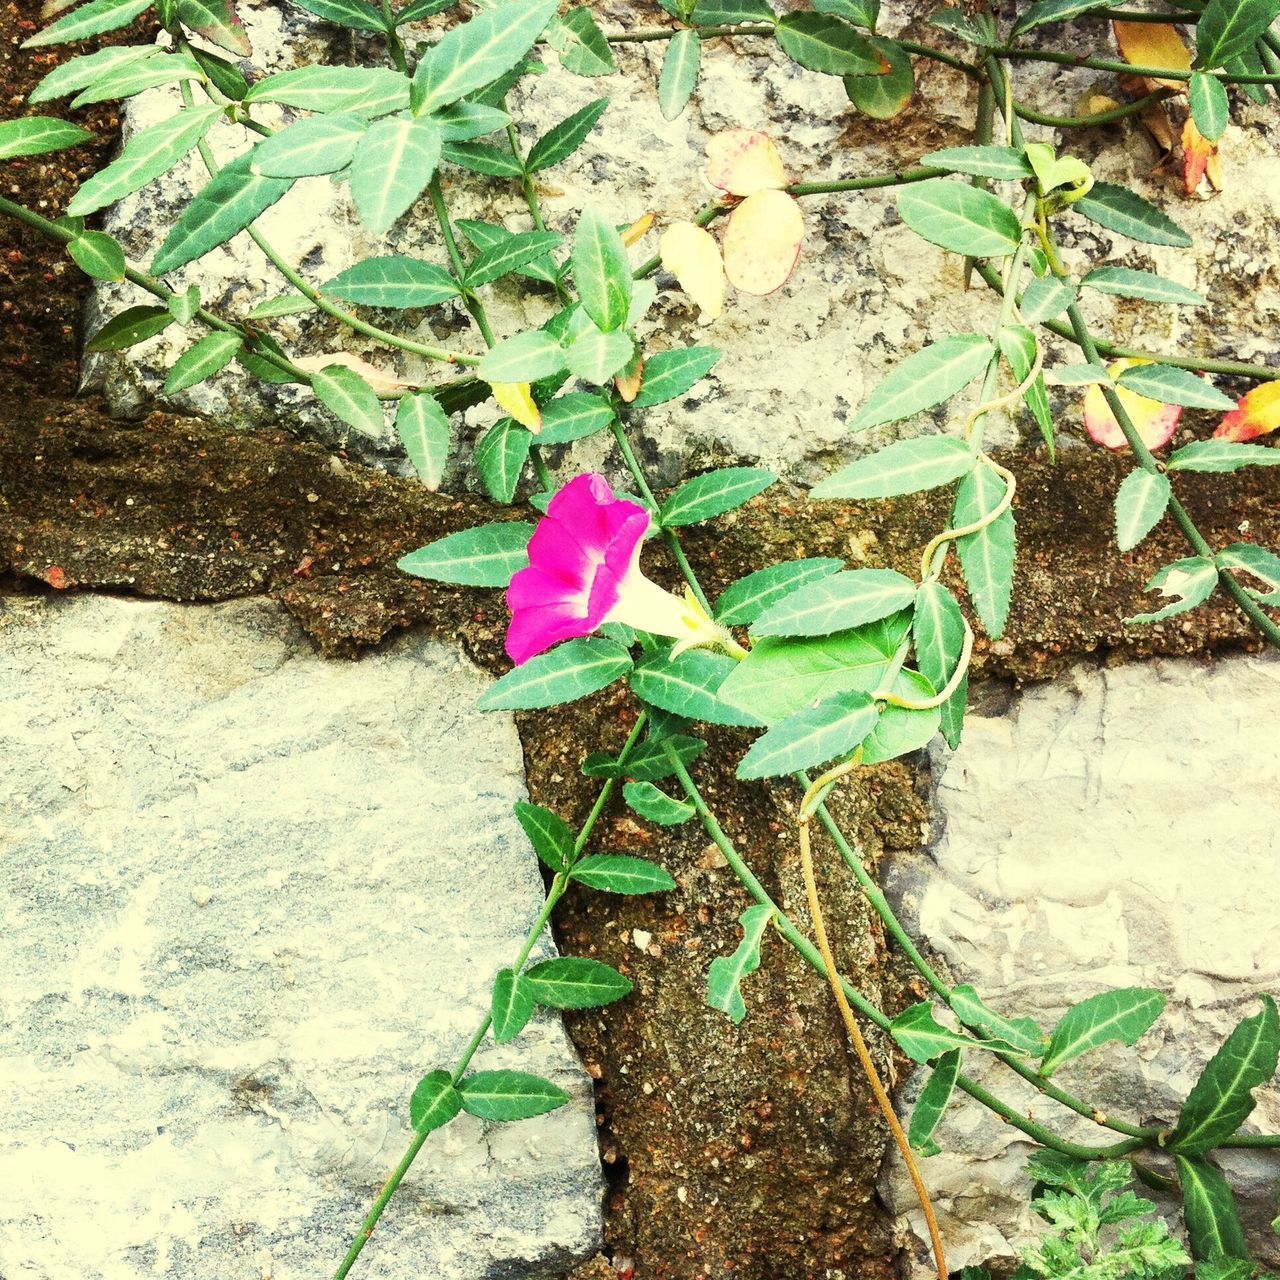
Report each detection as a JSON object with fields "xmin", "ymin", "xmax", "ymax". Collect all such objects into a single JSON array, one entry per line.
[
  {"xmin": 334, "ymin": 713, "xmax": 647, "ymax": 1280},
  {"xmin": 1015, "ymin": 88, "xmax": 1175, "ymax": 128},
  {"xmin": 1090, "ymin": 7, "xmax": 1202, "ymax": 20},
  {"xmin": 897, "ymin": 39, "xmax": 981, "ymax": 76},
  {"xmin": 995, "ymin": 45, "xmax": 1280, "ymax": 84},
  {"xmin": 505, "ymin": 123, "xmax": 572, "ymax": 307},
  {"xmin": 379, "ymin": 0, "xmax": 410, "ymax": 74},
  {"xmin": 428, "ymin": 176, "xmax": 497, "ymax": 348},
  {"xmin": 603, "ymin": 22, "xmax": 774, "ymax": 43}
]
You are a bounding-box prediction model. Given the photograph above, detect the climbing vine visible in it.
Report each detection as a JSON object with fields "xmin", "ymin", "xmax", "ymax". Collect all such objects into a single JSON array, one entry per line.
[{"xmin": 4, "ymin": 0, "xmax": 1280, "ymax": 1276}]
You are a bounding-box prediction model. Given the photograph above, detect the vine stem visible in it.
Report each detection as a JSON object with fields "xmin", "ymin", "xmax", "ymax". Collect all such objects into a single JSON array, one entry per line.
[
  {"xmin": 332, "ymin": 713, "xmax": 648, "ymax": 1279},
  {"xmin": 994, "ymin": 45, "xmax": 1280, "ymax": 84}
]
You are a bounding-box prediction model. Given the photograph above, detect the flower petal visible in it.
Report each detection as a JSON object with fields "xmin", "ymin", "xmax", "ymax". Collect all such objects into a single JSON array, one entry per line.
[
  {"xmin": 1083, "ymin": 358, "xmax": 1181, "ymax": 450},
  {"xmin": 706, "ymin": 129, "xmax": 787, "ymax": 196},
  {"xmin": 722, "ymin": 190, "xmax": 804, "ymax": 296},
  {"xmin": 659, "ymin": 221, "xmax": 725, "ymax": 319}
]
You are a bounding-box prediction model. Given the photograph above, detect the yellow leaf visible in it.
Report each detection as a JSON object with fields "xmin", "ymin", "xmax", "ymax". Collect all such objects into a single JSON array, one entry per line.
[
  {"xmin": 293, "ymin": 352, "xmax": 414, "ymax": 394},
  {"xmin": 491, "ymin": 381, "xmax": 541, "ymax": 433},
  {"xmin": 1216, "ymin": 381, "xmax": 1280, "ymax": 442},
  {"xmin": 1181, "ymin": 116, "xmax": 1222, "ymax": 194},
  {"xmin": 621, "ymin": 212, "xmax": 655, "ymax": 246},
  {"xmin": 615, "ymin": 349, "xmax": 644, "ymax": 403},
  {"xmin": 706, "ymin": 129, "xmax": 787, "ymax": 196},
  {"xmin": 659, "ymin": 221, "xmax": 725, "ymax": 319},
  {"xmin": 722, "ymin": 190, "xmax": 804, "ymax": 297},
  {"xmin": 1113, "ymin": 21, "xmax": 1190, "ymax": 90},
  {"xmin": 1083, "ymin": 358, "xmax": 1181, "ymax": 451}
]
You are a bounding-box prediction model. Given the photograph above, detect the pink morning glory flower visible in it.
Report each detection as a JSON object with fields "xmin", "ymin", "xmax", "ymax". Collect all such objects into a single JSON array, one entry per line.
[{"xmin": 505, "ymin": 473, "xmax": 728, "ymax": 665}]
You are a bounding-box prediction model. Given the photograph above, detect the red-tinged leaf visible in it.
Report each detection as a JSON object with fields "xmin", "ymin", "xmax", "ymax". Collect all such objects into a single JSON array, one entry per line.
[
  {"xmin": 45, "ymin": 565, "xmax": 68, "ymax": 589},
  {"xmin": 492, "ymin": 381, "xmax": 541, "ymax": 432},
  {"xmin": 706, "ymin": 128, "xmax": 787, "ymax": 196},
  {"xmin": 659, "ymin": 220, "xmax": 725, "ymax": 318},
  {"xmin": 1216, "ymin": 381, "xmax": 1280, "ymax": 442},
  {"xmin": 294, "ymin": 352, "xmax": 413, "ymax": 394},
  {"xmin": 614, "ymin": 349, "xmax": 644, "ymax": 403},
  {"xmin": 1182, "ymin": 116, "xmax": 1222, "ymax": 195},
  {"xmin": 621, "ymin": 212, "xmax": 655, "ymax": 246},
  {"xmin": 1083, "ymin": 358, "xmax": 1182, "ymax": 451},
  {"xmin": 178, "ymin": 0, "xmax": 252, "ymax": 57},
  {"xmin": 722, "ymin": 189, "xmax": 804, "ymax": 296},
  {"xmin": 1113, "ymin": 19, "xmax": 1189, "ymax": 89}
]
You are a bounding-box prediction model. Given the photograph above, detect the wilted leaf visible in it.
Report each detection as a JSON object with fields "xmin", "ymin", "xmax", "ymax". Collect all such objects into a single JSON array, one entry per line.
[
  {"xmin": 295, "ymin": 352, "xmax": 413, "ymax": 394},
  {"xmin": 722, "ymin": 189, "xmax": 804, "ymax": 295},
  {"xmin": 621, "ymin": 212, "xmax": 655, "ymax": 246},
  {"xmin": 1113, "ymin": 19, "xmax": 1191, "ymax": 88},
  {"xmin": 659, "ymin": 221, "xmax": 725, "ymax": 318},
  {"xmin": 1215, "ymin": 380, "xmax": 1280, "ymax": 441},
  {"xmin": 491, "ymin": 381, "xmax": 541, "ymax": 432},
  {"xmin": 1182, "ymin": 116, "xmax": 1223, "ymax": 194},
  {"xmin": 706, "ymin": 128, "xmax": 787, "ymax": 196},
  {"xmin": 1083, "ymin": 359, "xmax": 1181, "ymax": 451}
]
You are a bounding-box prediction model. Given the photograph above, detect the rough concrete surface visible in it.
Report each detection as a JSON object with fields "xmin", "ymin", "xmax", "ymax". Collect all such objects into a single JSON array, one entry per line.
[
  {"xmin": 883, "ymin": 654, "xmax": 1280, "ymax": 1275},
  {"xmin": 85, "ymin": 3, "xmax": 1280, "ymax": 488},
  {"xmin": 0, "ymin": 594, "xmax": 602, "ymax": 1280}
]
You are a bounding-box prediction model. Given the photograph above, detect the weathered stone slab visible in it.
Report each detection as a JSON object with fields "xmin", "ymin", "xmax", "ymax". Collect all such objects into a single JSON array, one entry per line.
[
  {"xmin": 85, "ymin": 4, "xmax": 1280, "ymax": 486},
  {"xmin": 0, "ymin": 594, "xmax": 601, "ymax": 1280},
  {"xmin": 883, "ymin": 654, "xmax": 1280, "ymax": 1274}
]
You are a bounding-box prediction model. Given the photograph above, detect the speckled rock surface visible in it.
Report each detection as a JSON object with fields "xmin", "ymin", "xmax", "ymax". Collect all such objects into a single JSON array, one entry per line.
[
  {"xmin": 881, "ymin": 654, "xmax": 1280, "ymax": 1275},
  {"xmin": 0, "ymin": 594, "xmax": 602, "ymax": 1280},
  {"xmin": 85, "ymin": 3, "xmax": 1280, "ymax": 487}
]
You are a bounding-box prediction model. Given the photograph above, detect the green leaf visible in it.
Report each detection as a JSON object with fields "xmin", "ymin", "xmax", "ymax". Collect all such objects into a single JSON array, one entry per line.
[
  {"xmin": 70, "ymin": 53, "xmax": 206, "ymax": 108},
  {"xmin": 1189, "ymin": 70, "xmax": 1231, "ymax": 140},
  {"xmin": 491, "ymin": 967, "xmax": 535, "ymax": 1044},
  {"xmin": 919, "ymin": 144, "xmax": 1033, "ymax": 180},
  {"xmin": 1177, "ymin": 1155, "xmax": 1250, "ymax": 1261},
  {"xmin": 623, "ymin": 780, "xmax": 695, "ymax": 825},
  {"xmin": 395, "ymin": 392, "xmax": 451, "ymax": 489},
  {"xmin": 565, "ymin": 326, "xmax": 635, "ymax": 385},
  {"xmin": 714, "ymin": 558, "xmax": 845, "ymax": 626},
  {"xmin": 398, "ymin": 520, "xmax": 533, "ymax": 586},
  {"xmin": 67, "ymin": 231, "xmax": 125, "ymax": 281},
  {"xmin": 1195, "ymin": 0, "xmax": 1278, "ymax": 68},
  {"xmin": 246, "ymin": 66, "xmax": 408, "ymax": 114},
  {"xmin": 479, "ymin": 330, "xmax": 569, "ymax": 383},
  {"xmin": 1223, "ymin": 43, "xmax": 1268, "ymax": 103},
  {"xmin": 908, "ymin": 1049, "xmax": 961, "ymax": 1155},
  {"xmin": 706, "ymin": 904, "xmax": 774, "ymax": 1024},
  {"xmin": 512, "ymin": 800, "xmax": 573, "ymax": 872},
  {"xmin": 169, "ymin": 284, "xmax": 202, "ymax": 324},
  {"xmin": 659, "ymin": 467, "xmax": 776, "ymax": 527},
  {"xmin": 525, "ymin": 97, "xmax": 610, "ymax": 173},
  {"xmin": 536, "ymin": 392, "xmax": 614, "ymax": 445},
  {"xmin": 850, "ymin": 334, "xmax": 994, "ymax": 431},
  {"xmin": 571, "ymin": 207, "xmax": 632, "ymax": 334},
  {"xmin": 430, "ymin": 100, "xmax": 510, "ymax": 144},
  {"xmin": 858, "ymin": 669, "xmax": 940, "ymax": 763},
  {"xmin": 86, "ymin": 305, "xmax": 174, "ymax": 352},
  {"xmin": 409, "ymin": 1069, "xmax": 464, "ymax": 1133},
  {"xmin": 843, "ymin": 37, "xmax": 914, "ymax": 120},
  {"xmin": 525, "ymin": 956, "xmax": 633, "ymax": 1008},
  {"xmin": 897, "ymin": 180, "xmax": 1023, "ymax": 258},
  {"xmin": 659, "ymin": 29, "xmax": 701, "ymax": 120},
  {"xmin": 1168, "ymin": 439, "xmax": 1280, "ymax": 472},
  {"xmin": 311, "ymin": 364, "xmax": 384, "ymax": 438},
  {"xmin": 1074, "ymin": 182, "xmax": 1193, "ymax": 248},
  {"xmin": 775, "ymin": 11, "xmax": 882, "ymax": 74},
  {"xmin": 736, "ymin": 689, "xmax": 878, "ymax": 779},
  {"xmin": 929, "ymin": 7, "xmax": 997, "ymax": 43},
  {"xmin": 1050, "ymin": 361, "xmax": 1112, "ymax": 386},
  {"xmin": 23, "ymin": 0, "xmax": 151, "ymax": 47},
  {"xmin": 997, "ymin": 324, "xmax": 1054, "ymax": 457},
  {"xmin": 1012, "ymin": 0, "xmax": 1110, "ymax": 35},
  {"xmin": 151, "ymin": 153, "xmax": 293, "ymax": 275},
  {"xmin": 815, "ymin": 0, "xmax": 878, "ymax": 26},
  {"xmin": 457, "ymin": 1069, "xmax": 569, "ymax": 1121},
  {"xmin": 617, "ymin": 733, "xmax": 706, "ymax": 782},
  {"xmin": 291, "ymin": 0, "xmax": 388, "ymax": 32},
  {"xmin": 189, "ymin": 47, "xmax": 249, "ymax": 100},
  {"xmin": 892, "ymin": 1001, "xmax": 1007, "ymax": 1064},
  {"xmin": 413, "ymin": 0, "xmax": 559, "ymax": 112},
  {"xmin": 0, "ymin": 116, "xmax": 95, "ymax": 160},
  {"xmin": 547, "ymin": 6, "xmax": 616, "ymax": 76},
  {"xmin": 1114, "ymin": 469, "xmax": 1172, "ymax": 553},
  {"xmin": 814, "ymin": 436, "xmax": 975, "ymax": 500},
  {"xmin": 953, "ymin": 460, "xmax": 1016, "ymax": 640},
  {"xmin": 631, "ymin": 346, "xmax": 721, "ymax": 409},
  {"xmin": 570, "ymin": 854, "xmax": 677, "ymax": 894},
  {"xmin": 691, "ymin": 0, "xmax": 775, "ymax": 23},
  {"xmin": 395, "ymin": 0, "xmax": 456, "ymax": 20},
  {"xmin": 1217, "ymin": 541, "xmax": 1280, "ymax": 590},
  {"xmin": 349, "ymin": 115, "xmax": 442, "ymax": 235},
  {"xmin": 1116, "ymin": 364, "xmax": 1234, "ymax": 409},
  {"xmin": 1040, "ymin": 988, "xmax": 1166, "ymax": 1076},
  {"xmin": 163, "ymin": 331, "xmax": 242, "ymax": 394},
  {"xmin": 1128, "ymin": 555, "xmax": 1218, "ymax": 624},
  {"xmin": 950, "ymin": 985, "xmax": 1045, "ymax": 1055},
  {"xmin": 912, "ymin": 580, "xmax": 968, "ymax": 749},
  {"xmin": 177, "ymin": 0, "xmax": 252, "ymax": 54},
  {"xmin": 751, "ymin": 568, "xmax": 915, "ymax": 638},
  {"xmin": 251, "ymin": 113, "xmax": 369, "ymax": 178},
  {"xmin": 1081, "ymin": 266, "xmax": 1206, "ymax": 307},
  {"xmin": 475, "ymin": 418, "xmax": 531, "ymax": 504},
  {"xmin": 717, "ymin": 612, "xmax": 911, "ymax": 723},
  {"xmin": 68, "ymin": 105, "xmax": 222, "ymax": 217},
  {"xmin": 29, "ymin": 45, "xmax": 158, "ymax": 104},
  {"xmin": 478, "ymin": 637, "xmax": 633, "ymax": 710},
  {"xmin": 1170, "ymin": 996, "xmax": 1279, "ymax": 1155},
  {"xmin": 629, "ymin": 648, "xmax": 763, "ymax": 727},
  {"xmin": 1020, "ymin": 275, "xmax": 1078, "ymax": 324},
  {"xmin": 465, "ymin": 230, "xmax": 563, "ymax": 288},
  {"xmin": 324, "ymin": 256, "xmax": 459, "ymax": 308}
]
